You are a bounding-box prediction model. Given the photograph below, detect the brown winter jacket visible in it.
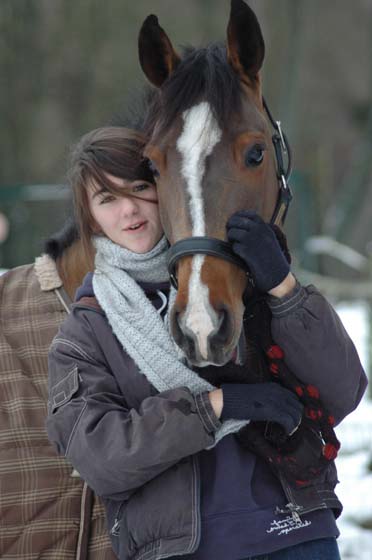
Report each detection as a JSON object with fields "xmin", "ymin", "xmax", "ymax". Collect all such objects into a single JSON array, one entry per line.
[
  {"xmin": 0, "ymin": 256, "xmax": 115, "ymax": 559},
  {"xmin": 46, "ymin": 278, "xmax": 367, "ymax": 560}
]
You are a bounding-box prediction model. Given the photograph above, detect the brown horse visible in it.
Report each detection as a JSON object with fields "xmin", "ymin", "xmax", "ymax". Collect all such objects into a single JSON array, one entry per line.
[{"xmin": 139, "ymin": 0, "xmax": 290, "ymax": 367}]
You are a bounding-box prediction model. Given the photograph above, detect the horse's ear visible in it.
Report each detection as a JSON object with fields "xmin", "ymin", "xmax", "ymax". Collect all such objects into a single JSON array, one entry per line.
[
  {"xmin": 226, "ymin": 0, "xmax": 265, "ymax": 89},
  {"xmin": 138, "ymin": 15, "xmax": 180, "ymax": 88}
]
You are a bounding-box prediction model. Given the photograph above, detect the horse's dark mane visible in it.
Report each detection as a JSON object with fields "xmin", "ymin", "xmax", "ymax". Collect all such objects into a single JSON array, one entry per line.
[
  {"xmin": 145, "ymin": 43, "xmax": 242, "ymax": 138},
  {"xmin": 44, "ymin": 217, "xmax": 79, "ymax": 260}
]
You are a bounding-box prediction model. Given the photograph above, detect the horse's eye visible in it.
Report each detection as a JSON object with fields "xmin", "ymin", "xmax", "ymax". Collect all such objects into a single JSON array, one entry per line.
[
  {"xmin": 245, "ymin": 145, "xmax": 265, "ymax": 167},
  {"xmin": 148, "ymin": 159, "xmax": 160, "ymax": 178}
]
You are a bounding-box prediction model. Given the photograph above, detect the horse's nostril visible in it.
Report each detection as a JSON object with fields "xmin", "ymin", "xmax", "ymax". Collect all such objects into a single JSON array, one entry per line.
[
  {"xmin": 216, "ymin": 307, "xmax": 230, "ymax": 341},
  {"xmin": 175, "ymin": 310, "xmax": 189, "ymax": 339},
  {"xmin": 173, "ymin": 310, "xmax": 198, "ymax": 360},
  {"xmin": 172, "ymin": 310, "xmax": 183, "ymax": 342},
  {"xmin": 175, "ymin": 310, "xmax": 182, "ymax": 329}
]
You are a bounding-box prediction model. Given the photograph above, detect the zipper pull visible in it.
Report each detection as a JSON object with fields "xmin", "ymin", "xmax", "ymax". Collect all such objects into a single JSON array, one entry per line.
[
  {"xmin": 110, "ymin": 518, "xmax": 121, "ymax": 536},
  {"xmin": 291, "ymin": 509, "xmax": 301, "ymax": 523},
  {"xmin": 287, "ymin": 502, "xmax": 302, "ymax": 523},
  {"xmin": 275, "ymin": 502, "xmax": 302, "ymax": 523}
]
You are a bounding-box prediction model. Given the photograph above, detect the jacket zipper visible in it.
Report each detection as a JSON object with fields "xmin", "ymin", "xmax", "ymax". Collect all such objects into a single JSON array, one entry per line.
[
  {"xmin": 110, "ymin": 502, "xmax": 125, "ymax": 537},
  {"xmin": 189, "ymin": 455, "xmax": 202, "ymax": 553},
  {"xmin": 277, "ymin": 472, "xmax": 327, "ymax": 521}
]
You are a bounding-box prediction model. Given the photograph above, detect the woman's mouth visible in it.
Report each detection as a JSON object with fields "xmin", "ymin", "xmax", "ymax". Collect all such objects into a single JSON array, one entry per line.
[{"xmin": 124, "ymin": 221, "xmax": 147, "ymax": 233}]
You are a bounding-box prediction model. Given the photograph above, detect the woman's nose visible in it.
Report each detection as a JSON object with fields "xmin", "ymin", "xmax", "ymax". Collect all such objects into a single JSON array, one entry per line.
[{"xmin": 119, "ymin": 195, "xmax": 139, "ymax": 216}]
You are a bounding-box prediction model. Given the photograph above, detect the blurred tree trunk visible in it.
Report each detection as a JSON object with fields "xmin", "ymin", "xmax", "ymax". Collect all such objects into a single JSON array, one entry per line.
[
  {"xmin": 323, "ymin": 4, "xmax": 372, "ymax": 252},
  {"xmin": 279, "ymin": 0, "xmax": 304, "ymax": 145},
  {"xmin": 0, "ymin": 2, "xmax": 43, "ymax": 183}
]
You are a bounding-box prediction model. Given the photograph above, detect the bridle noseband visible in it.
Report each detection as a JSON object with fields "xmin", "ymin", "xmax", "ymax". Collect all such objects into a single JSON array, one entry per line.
[{"xmin": 167, "ymin": 98, "xmax": 293, "ymax": 289}]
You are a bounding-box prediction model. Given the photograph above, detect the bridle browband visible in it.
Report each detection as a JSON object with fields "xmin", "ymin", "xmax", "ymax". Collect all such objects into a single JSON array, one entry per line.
[{"xmin": 167, "ymin": 98, "xmax": 293, "ymax": 289}]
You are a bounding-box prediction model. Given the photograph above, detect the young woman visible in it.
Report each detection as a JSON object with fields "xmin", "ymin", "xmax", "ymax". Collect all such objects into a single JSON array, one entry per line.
[{"xmin": 47, "ymin": 126, "xmax": 367, "ymax": 560}]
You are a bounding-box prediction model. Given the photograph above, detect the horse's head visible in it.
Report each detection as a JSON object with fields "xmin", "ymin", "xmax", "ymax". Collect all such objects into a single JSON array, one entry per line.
[{"xmin": 139, "ymin": 0, "xmax": 290, "ymax": 366}]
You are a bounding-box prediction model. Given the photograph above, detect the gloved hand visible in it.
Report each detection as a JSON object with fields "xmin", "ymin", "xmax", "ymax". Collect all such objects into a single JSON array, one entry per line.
[
  {"xmin": 226, "ymin": 210, "xmax": 290, "ymax": 293},
  {"xmin": 221, "ymin": 382, "xmax": 303, "ymax": 436}
]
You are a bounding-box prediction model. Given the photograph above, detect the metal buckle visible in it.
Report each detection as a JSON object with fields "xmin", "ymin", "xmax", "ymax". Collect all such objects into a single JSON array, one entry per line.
[
  {"xmin": 276, "ymin": 121, "xmax": 287, "ymax": 153},
  {"xmin": 280, "ymin": 174, "xmax": 288, "ymax": 191}
]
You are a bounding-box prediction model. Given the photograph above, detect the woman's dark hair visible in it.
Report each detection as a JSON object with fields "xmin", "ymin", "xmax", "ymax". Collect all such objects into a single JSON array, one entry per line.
[{"xmin": 68, "ymin": 126, "xmax": 154, "ymax": 259}]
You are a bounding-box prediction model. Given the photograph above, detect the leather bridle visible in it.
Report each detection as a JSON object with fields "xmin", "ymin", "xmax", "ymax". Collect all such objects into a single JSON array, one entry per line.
[{"xmin": 167, "ymin": 98, "xmax": 293, "ymax": 289}]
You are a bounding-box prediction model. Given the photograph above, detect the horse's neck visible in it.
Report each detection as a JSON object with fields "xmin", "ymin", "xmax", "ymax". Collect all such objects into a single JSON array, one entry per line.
[{"xmin": 56, "ymin": 240, "xmax": 95, "ymax": 301}]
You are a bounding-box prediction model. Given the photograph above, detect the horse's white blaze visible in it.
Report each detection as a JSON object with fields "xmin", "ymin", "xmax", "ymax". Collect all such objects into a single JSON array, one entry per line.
[
  {"xmin": 184, "ymin": 255, "xmax": 216, "ymax": 358},
  {"xmin": 177, "ymin": 101, "xmax": 221, "ymax": 237},
  {"xmin": 177, "ymin": 102, "xmax": 222, "ymax": 357}
]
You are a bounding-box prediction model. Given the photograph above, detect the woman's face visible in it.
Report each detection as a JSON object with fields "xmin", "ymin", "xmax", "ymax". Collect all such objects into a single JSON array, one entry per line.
[{"xmin": 88, "ymin": 174, "xmax": 164, "ymax": 253}]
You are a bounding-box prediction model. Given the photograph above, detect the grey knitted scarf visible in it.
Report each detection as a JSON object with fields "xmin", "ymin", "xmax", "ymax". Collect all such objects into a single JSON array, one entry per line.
[{"xmin": 92, "ymin": 235, "xmax": 248, "ymax": 445}]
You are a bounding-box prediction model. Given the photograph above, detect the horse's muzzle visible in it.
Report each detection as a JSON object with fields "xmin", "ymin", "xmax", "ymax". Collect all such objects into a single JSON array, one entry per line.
[{"xmin": 171, "ymin": 304, "xmax": 237, "ymax": 366}]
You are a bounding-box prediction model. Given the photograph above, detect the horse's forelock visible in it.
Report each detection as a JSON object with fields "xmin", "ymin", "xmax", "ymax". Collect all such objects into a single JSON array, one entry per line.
[{"xmin": 149, "ymin": 43, "xmax": 242, "ymax": 140}]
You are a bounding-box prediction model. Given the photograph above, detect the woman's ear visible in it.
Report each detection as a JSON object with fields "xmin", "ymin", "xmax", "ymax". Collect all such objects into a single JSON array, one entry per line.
[{"xmin": 89, "ymin": 218, "xmax": 103, "ymax": 236}]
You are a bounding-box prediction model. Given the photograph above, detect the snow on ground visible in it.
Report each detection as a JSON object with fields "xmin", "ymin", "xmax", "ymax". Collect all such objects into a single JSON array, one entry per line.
[
  {"xmin": 336, "ymin": 301, "xmax": 369, "ymax": 373},
  {"xmin": 334, "ymin": 302, "xmax": 372, "ymax": 559}
]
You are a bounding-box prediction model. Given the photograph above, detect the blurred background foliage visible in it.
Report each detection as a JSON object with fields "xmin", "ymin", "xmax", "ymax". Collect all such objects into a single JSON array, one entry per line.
[{"xmin": 1, "ymin": 0, "xmax": 372, "ymax": 278}]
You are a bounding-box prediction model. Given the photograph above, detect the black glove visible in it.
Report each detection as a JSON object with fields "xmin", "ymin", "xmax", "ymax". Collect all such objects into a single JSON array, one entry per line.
[
  {"xmin": 221, "ymin": 382, "xmax": 303, "ymax": 436},
  {"xmin": 226, "ymin": 210, "xmax": 290, "ymax": 293}
]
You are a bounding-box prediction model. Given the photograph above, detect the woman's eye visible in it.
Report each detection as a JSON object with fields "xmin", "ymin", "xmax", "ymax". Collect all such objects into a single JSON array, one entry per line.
[
  {"xmin": 99, "ymin": 194, "xmax": 116, "ymax": 205},
  {"xmin": 245, "ymin": 145, "xmax": 265, "ymax": 168},
  {"xmin": 133, "ymin": 183, "xmax": 149, "ymax": 193},
  {"xmin": 148, "ymin": 159, "xmax": 160, "ymax": 178}
]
